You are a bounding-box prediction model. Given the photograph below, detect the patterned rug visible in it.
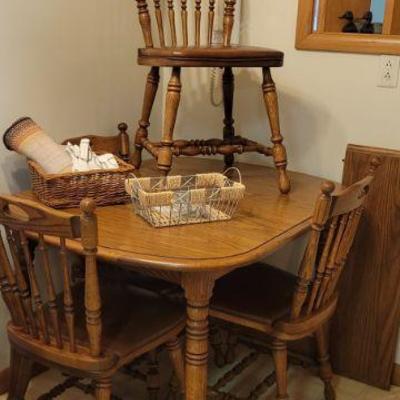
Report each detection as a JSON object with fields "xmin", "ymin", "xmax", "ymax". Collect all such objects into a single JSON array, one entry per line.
[{"xmin": 27, "ymin": 333, "xmax": 316, "ymax": 400}]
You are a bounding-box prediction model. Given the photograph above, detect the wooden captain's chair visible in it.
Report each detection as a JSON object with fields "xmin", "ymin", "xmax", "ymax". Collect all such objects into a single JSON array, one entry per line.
[
  {"xmin": 0, "ymin": 196, "xmax": 185, "ymax": 400},
  {"xmin": 210, "ymin": 158, "xmax": 380, "ymax": 399}
]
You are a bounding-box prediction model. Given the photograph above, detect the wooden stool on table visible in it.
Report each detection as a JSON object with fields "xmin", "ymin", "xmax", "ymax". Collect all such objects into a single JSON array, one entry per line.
[{"xmin": 132, "ymin": 0, "xmax": 290, "ymax": 194}]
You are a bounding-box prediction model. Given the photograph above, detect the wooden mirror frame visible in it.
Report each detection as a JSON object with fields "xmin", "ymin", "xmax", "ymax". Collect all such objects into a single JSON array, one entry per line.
[{"xmin": 296, "ymin": 0, "xmax": 400, "ymax": 55}]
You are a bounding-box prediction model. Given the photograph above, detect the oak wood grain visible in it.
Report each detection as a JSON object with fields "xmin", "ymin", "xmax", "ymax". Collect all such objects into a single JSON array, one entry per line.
[{"xmin": 19, "ymin": 159, "xmax": 329, "ymax": 272}]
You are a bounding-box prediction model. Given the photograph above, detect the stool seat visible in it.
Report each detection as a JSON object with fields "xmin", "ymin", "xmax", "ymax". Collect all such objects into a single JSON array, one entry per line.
[{"xmin": 138, "ymin": 45, "xmax": 284, "ymax": 67}]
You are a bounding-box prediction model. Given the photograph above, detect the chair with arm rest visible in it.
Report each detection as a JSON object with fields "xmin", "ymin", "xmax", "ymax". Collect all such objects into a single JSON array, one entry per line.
[
  {"xmin": 209, "ymin": 157, "xmax": 380, "ymax": 399},
  {"xmin": 0, "ymin": 195, "xmax": 185, "ymax": 400}
]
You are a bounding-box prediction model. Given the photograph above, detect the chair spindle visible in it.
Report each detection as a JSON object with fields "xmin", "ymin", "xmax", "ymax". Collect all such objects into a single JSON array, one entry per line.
[
  {"xmin": 5, "ymin": 227, "xmax": 35, "ymax": 335},
  {"xmin": 306, "ymin": 216, "xmax": 339, "ymax": 315},
  {"xmin": 19, "ymin": 231, "xmax": 49, "ymax": 343},
  {"xmin": 208, "ymin": 0, "xmax": 216, "ymax": 46},
  {"xmin": 291, "ymin": 182, "xmax": 335, "ymax": 320},
  {"xmin": 38, "ymin": 234, "xmax": 62, "ymax": 349},
  {"xmin": 325, "ymin": 208, "xmax": 363, "ymax": 303},
  {"xmin": 0, "ymin": 234, "xmax": 20, "ymax": 325},
  {"xmin": 136, "ymin": 0, "xmax": 154, "ymax": 48},
  {"xmin": 60, "ymin": 238, "xmax": 76, "ymax": 353},
  {"xmin": 167, "ymin": 0, "xmax": 178, "ymax": 47},
  {"xmin": 314, "ymin": 214, "xmax": 349, "ymax": 309},
  {"xmin": 153, "ymin": 0, "xmax": 166, "ymax": 47},
  {"xmin": 80, "ymin": 199, "xmax": 102, "ymax": 358},
  {"xmin": 181, "ymin": 0, "xmax": 189, "ymax": 47},
  {"xmin": 223, "ymin": 0, "xmax": 236, "ymax": 46},
  {"xmin": 195, "ymin": 0, "xmax": 202, "ymax": 46}
]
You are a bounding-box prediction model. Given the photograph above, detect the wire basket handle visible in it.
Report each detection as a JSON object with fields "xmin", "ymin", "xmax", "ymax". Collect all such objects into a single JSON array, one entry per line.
[
  {"xmin": 127, "ymin": 172, "xmax": 144, "ymax": 196},
  {"xmin": 223, "ymin": 167, "xmax": 242, "ymax": 184}
]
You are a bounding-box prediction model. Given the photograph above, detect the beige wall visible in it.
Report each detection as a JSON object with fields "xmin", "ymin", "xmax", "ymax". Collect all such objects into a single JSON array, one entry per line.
[
  {"xmin": 165, "ymin": 0, "xmax": 400, "ymax": 363},
  {"xmin": 0, "ymin": 0, "xmax": 161, "ymax": 368}
]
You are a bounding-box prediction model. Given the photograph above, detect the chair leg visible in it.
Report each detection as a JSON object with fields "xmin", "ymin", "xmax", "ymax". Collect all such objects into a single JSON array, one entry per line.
[
  {"xmin": 146, "ymin": 350, "xmax": 161, "ymax": 400},
  {"xmin": 132, "ymin": 66, "xmax": 160, "ymax": 169},
  {"xmin": 7, "ymin": 347, "xmax": 33, "ymax": 400},
  {"xmin": 316, "ymin": 325, "xmax": 336, "ymax": 400},
  {"xmin": 166, "ymin": 336, "xmax": 185, "ymax": 394},
  {"xmin": 157, "ymin": 67, "xmax": 182, "ymax": 176},
  {"xmin": 223, "ymin": 67, "xmax": 235, "ymax": 168},
  {"xmin": 271, "ymin": 339, "xmax": 289, "ymax": 400},
  {"xmin": 261, "ymin": 67, "xmax": 290, "ymax": 194},
  {"xmin": 225, "ymin": 328, "xmax": 238, "ymax": 364},
  {"xmin": 94, "ymin": 378, "xmax": 112, "ymax": 400},
  {"xmin": 210, "ymin": 325, "xmax": 226, "ymax": 368}
]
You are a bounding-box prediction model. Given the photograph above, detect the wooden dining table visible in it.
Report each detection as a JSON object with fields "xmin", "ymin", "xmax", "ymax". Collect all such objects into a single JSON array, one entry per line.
[{"xmin": 19, "ymin": 157, "xmax": 326, "ymax": 400}]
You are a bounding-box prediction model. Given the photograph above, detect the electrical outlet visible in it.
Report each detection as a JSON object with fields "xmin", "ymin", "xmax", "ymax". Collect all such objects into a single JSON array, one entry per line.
[{"xmin": 378, "ymin": 55, "xmax": 400, "ymax": 88}]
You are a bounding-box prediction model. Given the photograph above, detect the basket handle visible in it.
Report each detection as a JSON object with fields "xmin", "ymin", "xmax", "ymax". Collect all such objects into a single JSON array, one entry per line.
[
  {"xmin": 127, "ymin": 172, "xmax": 144, "ymax": 196},
  {"xmin": 223, "ymin": 167, "xmax": 242, "ymax": 184}
]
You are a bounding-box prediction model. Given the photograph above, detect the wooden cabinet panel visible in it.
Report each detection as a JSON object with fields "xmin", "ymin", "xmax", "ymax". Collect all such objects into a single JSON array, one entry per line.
[{"xmin": 331, "ymin": 144, "xmax": 400, "ymax": 389}]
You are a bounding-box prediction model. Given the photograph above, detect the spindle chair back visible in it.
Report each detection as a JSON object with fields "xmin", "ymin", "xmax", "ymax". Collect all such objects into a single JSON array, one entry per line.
[
  {"xmin": 0, "ymin": 195, "xmax": 101, "ymax": 357},
  {"xmin": 0, "ymin": 195, "xmax": 186, "ymax": 400},
  {"xmin": 62, "ymin": 123, "xmax": 130, "ymax": 163},
  {"xmin": 136, "ymin": 0, "xmax": 238, "ymax": 48},
  {"xmin": 290, "ymin": 157, "xmax": 381, "ymax": 321}
]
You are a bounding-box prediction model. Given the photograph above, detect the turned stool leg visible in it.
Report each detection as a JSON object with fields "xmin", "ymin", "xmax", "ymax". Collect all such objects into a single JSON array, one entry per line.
[
  {"xmin": 262, "ymin": 67, "xmax": 290, "ymax": 194},
  {"xmin": 316, "ymin": 325, "xmax": 336, "ymax": 400},
  {"xmin": 158, "ymin": 67, "xmax": 182, "ymax": 175},
  {"xmin": 271, "ymin": 339, "xmax": 289, "ymax": 400},
  {"xmin": 223, "ymin": 67, "xmax": 235, "ymax": 168},
  {"xmin": 132, "ymin": 66, "xmax": 160, "ymax": 168}
]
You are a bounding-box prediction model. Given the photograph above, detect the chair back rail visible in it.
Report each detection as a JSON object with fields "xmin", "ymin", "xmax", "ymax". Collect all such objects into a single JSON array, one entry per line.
[
  {"xmin": 290, "ymin": 157, "xmax": 381, "ymax": 320},
  {"xmin": 135, "ymin": 0, "xmax": 238, "ymax": 48},
  {"xmin": 0, "ymin": 195, "xmax": 102, "ymax": 358}
]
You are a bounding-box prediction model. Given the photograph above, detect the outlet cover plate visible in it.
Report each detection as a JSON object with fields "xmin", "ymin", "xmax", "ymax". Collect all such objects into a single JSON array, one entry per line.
[{"xmin": 378, "ymin": 55, "xmax": 400, "ymax": 88}]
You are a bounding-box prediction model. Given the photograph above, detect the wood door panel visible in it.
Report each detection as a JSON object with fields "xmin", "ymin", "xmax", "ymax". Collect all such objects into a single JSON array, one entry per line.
[{"xmin": 331, "ymin": 144, "xmax": 400, "ymax": 389}]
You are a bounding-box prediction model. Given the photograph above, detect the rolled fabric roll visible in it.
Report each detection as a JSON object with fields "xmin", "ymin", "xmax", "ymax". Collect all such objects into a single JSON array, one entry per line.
[{"xmin": 3, "ymin": 117, "xmax": 72, "ymax": 174}]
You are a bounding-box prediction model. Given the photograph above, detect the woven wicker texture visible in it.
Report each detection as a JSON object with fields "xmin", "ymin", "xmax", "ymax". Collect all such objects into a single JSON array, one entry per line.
[{"xmin": 29, "ymin": 157, "xmax": 135, "ymax": 209}]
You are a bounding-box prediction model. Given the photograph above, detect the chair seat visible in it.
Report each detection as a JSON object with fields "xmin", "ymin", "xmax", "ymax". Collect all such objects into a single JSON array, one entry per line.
[
  {"xmin": 210, "ymin": 263, "xmax": 297, "ymax": 332},
  {"xmin": 9, "ymin": 284, "xmax": 186, "ymax": 373},
  {"xmin": 138, "ymin": 45, "xmax": 284, "ymax": 67}
]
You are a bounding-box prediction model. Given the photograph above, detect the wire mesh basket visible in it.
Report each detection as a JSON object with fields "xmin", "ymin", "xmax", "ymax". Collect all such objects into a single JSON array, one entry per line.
[{"xmin": 125, "ymin": 168, "xmax": 245, "ymax": 228}]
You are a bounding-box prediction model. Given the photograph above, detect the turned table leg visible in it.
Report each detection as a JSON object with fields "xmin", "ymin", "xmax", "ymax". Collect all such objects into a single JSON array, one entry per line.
[
  {"xmin": 262, "ymin": 67, "xmax": 290, "ymax": 194},
  {"xmin": 158, "ymin": 67, "xmax": 182, "ymax": 175},
  {"xmin": 182, "ymin": 272, "xmax": 215, "ymax": 400},
  {"xmin": 223, "ymin": 67, "xmax": 235, "ymax": 168},
  {"xmin": 132, "ymin": 66, "xmax": 160, "ymax": 168}
]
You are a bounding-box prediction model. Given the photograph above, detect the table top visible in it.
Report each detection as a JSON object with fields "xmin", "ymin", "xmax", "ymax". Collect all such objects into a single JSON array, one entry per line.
[{"xmin": 21, "ymin": 158, "xmax": 329, "ymax": 272}]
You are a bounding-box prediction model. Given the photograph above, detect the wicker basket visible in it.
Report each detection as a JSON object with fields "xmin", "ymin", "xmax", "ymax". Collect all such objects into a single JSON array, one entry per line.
[
  {"xmin": 125, "ymin": 168, "xmax": 245, "ymax": 228},
  {"xmin": 29, "ymin": 157, "xmax": 135, "ymax": 209}
]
